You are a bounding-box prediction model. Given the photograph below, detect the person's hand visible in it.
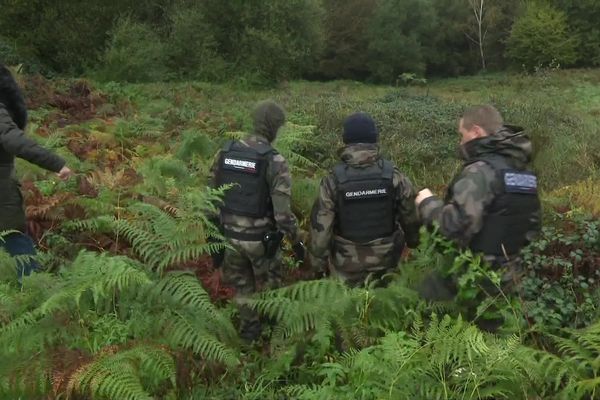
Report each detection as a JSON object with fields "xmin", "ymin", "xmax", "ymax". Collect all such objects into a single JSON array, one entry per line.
[
  {"xmin": 57, "ymin": 166, "xmax": 73, "ymax": 181},
  {"xmin": 415, "ymin": 188, "xmax": 434, "ymax": 207}
]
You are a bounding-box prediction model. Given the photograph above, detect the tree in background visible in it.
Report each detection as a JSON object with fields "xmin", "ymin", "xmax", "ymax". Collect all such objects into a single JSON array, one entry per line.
[
  {"xmin": 367, "ymin": 0, "xmax": 437, "ymax": 82},
  {"xmin": 166, "ymin": 2, "xmax": 227, "ymax": 81},
  {"xmin": 197, "ymin": 0, "xmax": 324, "ymax": 83},
  {"xmin": 0, "ymin": 0, "xmax": 171, "ymax": 73},
  {"xmin": 427, "ymin": 0, "xmax": 476, "ymax": 77},
  {"xmin": 478, "ymin": 0, "xmax": 520, "ymax": 71},
  {"xmin": 552, "ymin": 0, "xmax": 600, "ymax": 67},
  {"xmin": 318, "ymin": 0, "xmax": 377, "ymax": 80},
  {"xmin": 466, "ymin": 0, "xmax": 488, "ymax": 70},
  {"xmin": 506, "ymin": 2, "xmax": 579, "ymax": 71},
  {"xmin": 1, "ymin": 0, "xmax": 597, "ymax": 81},
  {"xmin": 237, "ymin": 0, "xmax": 325, "ymax": 82},
  {"xmin": 95, "ymin": 18, "xmax": 169, "ymax": 83}
]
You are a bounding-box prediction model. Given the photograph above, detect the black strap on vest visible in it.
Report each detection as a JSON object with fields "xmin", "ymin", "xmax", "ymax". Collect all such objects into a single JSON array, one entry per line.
[{"xmin": 222, "ymin": 227, "xmax": 265, "ymax": 241}]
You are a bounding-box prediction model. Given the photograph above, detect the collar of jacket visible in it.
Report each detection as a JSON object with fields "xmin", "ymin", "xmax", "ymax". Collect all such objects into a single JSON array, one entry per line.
[
  {"xmin": 244, "ymin": 134, "xmax": 272, "ymax": 145},
  {"xmin": 339, "ymin": 143, "xmax": 380, "ymax": 168},
  {"xmin": 460, "ymin": 125, "xmax": 532, "ymax": 169}
]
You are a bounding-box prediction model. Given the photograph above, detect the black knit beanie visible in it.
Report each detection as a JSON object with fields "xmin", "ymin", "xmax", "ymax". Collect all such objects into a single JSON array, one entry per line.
[{"xmin": 342, "ymin": 112, "xmax": 378, "ymax": 144}]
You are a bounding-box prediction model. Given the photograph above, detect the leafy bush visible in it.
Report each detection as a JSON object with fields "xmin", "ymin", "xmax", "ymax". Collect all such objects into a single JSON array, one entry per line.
[
  {"xmin": 166, "ymin": 3, "xmax": 228, "ymax": 81},
  {"xmin": 506, "ymin": 2, "xmax": 579, "ymax": 71},
  {"xmin": 0, "ymin": 0, "xmax": 153, "ymax": 73},
  {"xmin": 552, "ymin": 0, "xmax": 600, "ymax": 66},
  {"xmin": 318, "ymin": 0, "xmax": 375, "ymax": 80},
  {"xmin": 367, "ymin": 0, "xmax": 437, "ymax": 81},
  {"xmin": 522, "ymin": 214, "xmax": 600, "ymax": 331},
  {"xmin": 95, "ymin": 18, "xmax": 169, "ymax": 83}
]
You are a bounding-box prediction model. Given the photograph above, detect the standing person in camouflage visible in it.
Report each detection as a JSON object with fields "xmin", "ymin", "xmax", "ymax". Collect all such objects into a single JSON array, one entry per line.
[
  {"xmin": 210, "ymin": 100, "xmax": 303, "ymax": 343},
  {"xmin": 308, "ymin": 112, "xmax": 421, "ymax": 287},
  {"xmin": 415, "ymin": 105, "xmax": 541, "ymax": 330},
  {"xmin": 0, "ymin": 64, "xmax": 73, "ymax": 279}
]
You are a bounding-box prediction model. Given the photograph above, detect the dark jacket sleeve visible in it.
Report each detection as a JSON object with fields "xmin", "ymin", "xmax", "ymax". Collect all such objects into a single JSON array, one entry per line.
[
  {"xmin": 0, "ymin": 108, "xmax": 65, "ymax": 172},
  {"xmin": 418, "ymin": 162, "xmax": 496, "ymax": 247},
  {"xmin": 393, "ymin": 168, "xmax": 421, "ymax": 248},
  {"xmin": 308, "ymin": 174, "xmax": 336, "ymax": 271},
  {"xmin": 267, "ymin": 152, "xmax": 299, "ymax": 243}
]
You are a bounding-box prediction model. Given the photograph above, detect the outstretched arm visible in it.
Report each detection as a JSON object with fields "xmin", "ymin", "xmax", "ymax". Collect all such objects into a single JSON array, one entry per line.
[
  {"xmin": 417, "ymin": 162, "xmax": 495, "ymax": 247},
  {"xmin": 0, "ymin": 108, "xmax": 66, "ymax": 173}
]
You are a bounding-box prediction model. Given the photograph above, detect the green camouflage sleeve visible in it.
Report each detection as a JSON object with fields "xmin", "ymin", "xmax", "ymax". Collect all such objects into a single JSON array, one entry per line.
[
  {"xmin": 394, "ymin": 169, "xmax": 421, "ymax": 248},
  {"xmin": 268, "ymin": 153, "xmax": 299, "ymax": 242},
  {"xmin": 206, "ymin": 151, "xmax": 223, "ymax": 218},
  {"xmin": 419, "ymin": 161, "xmax": 496, "ymax": 246},
  {"xmin": 308, "ymin": 174, "xmax": 336, "ymax": 272},
  {"xmin": 208, "ymin": 151, "xmax": 220, "ymax": 189}
]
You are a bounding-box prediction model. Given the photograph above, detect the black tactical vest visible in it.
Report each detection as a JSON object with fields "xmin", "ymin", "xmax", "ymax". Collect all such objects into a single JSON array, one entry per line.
[
  {"xmin": 449, "ymin": 155, "xmax": 541, "ymax": 256},
  {"xmin": 334, "ymin": 159, "xmax": 396, "ymax": 243},
  {"xmin": 216, "ymin": 140, "xmax": 273, "ymax": 218}
]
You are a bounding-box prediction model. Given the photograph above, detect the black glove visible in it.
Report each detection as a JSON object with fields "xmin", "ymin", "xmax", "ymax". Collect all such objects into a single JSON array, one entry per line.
[{"xmin": 292, "ymin": 241, "xmax": 306, "ymax": 265}]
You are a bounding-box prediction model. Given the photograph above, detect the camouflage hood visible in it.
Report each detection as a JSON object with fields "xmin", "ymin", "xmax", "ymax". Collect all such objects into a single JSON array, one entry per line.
[
  {"xmin": 461, "ymin": 125, "xmax": 533, "ymax": 169},
  {"xmin": 339, "ymin": 143, "xmax": 380, "ymax": 167},
  {"xmin": 252, "ymin": 101, "xmax": 285, "ymax": 142}
]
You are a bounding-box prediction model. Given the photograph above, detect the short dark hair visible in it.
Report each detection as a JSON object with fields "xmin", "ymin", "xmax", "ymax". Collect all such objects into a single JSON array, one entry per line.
[
  {"xmin": 461, "ymin": 105, "xmax": 503, "ymax": 135},
  {"xmin": 0, "ymin": 64, "xmax": 28, "ymax": 129}
]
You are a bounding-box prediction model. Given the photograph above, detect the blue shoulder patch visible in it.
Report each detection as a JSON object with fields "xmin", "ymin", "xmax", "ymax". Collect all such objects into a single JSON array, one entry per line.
[{"xmin": 503, "ymin": 170, "xmax": 538, "ymax": 194}]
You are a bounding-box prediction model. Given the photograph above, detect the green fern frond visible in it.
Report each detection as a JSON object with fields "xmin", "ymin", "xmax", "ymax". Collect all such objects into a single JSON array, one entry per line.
[
  {"xmin": 63, "ymin": 215, "xmax": 117, "ymax": 233},
  {"xmin": 68, "ymin": 345, "xmax": 174, "ymax": 400},
  {"xmin": 0, "ymin": 310, "xmax": 41, "ymax": 343},
  {"xmin": 166, "ymin": 312, "xmax": 239, "ymax": 367},
  {"xmin": 40, "ymin": 251, "xmax": 151, "ymax": 314},
  {"xmin": 157, "ymin": 243, "xmax": 226, "ymax": 270},
  {"xmin": 0, "ymin": 283, "xmax": 16, "ymax": 309},
  {"xmin": 154, "ymin": 272, "xmax": 237, "ymax": 340}
]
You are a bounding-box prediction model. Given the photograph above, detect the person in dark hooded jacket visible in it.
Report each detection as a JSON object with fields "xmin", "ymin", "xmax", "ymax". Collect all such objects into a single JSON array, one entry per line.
[
  {"xmin": 209, "ymin": 100, "xmax": 302, "ymax": 342},
  {"xmin": 416, "ymin": 105, "xmax": 541, "ymax": 262},
  {"xmin": 0, "ymin": 64, "xmax": 73, "ymax": 278},
  {"xmin": 415, "ymin": 105, "xmax": 541, "ymax": 331}
]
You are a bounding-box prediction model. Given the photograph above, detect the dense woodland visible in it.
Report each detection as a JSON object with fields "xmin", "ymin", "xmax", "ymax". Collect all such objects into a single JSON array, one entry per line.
[
  {"xmin": 1, "ymin": 0, "xmax": 600, "ymax": 83},
  {"xmin": 1, "ymin": 1, "xmax": 600, "ymax": 399}
]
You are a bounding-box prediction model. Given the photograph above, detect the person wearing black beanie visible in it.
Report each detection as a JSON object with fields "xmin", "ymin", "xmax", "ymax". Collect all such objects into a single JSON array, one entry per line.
[
  {"xmin": 308, "ymin": 112, "xmax": 421, "ymax": 287},
  {"xmin": 342, "ymin": 112, "xmax": 379, "ymax": 144}
]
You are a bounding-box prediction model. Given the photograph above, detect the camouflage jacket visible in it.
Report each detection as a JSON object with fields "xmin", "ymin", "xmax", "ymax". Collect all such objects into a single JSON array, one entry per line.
[
  {"xmin": 308, "ymin": 143, "xmax": 421, "ymax": 273},
  {"xmin": 419, "ymin": 126, "xmax": 541, "ymax": 255},
  {"xmin": 209, "ymin": 133, "xmax": 299, "ymax": 243}
]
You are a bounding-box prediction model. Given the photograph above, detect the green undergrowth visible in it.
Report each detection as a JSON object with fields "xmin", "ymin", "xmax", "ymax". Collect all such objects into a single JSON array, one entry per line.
[{"xmin": 0, "ymin": 69, "xmax": 599, "ymax": 399}]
